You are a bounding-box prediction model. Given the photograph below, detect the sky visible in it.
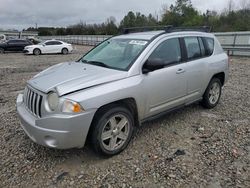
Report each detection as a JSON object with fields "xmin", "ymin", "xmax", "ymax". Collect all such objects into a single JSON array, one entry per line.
[{"xmin": 0, "ymin": 0, "xmax": 244, "ymax": 30}]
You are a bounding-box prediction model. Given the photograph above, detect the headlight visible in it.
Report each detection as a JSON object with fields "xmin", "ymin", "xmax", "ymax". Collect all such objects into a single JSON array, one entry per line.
[
  {"xmin": 47, "ymin": 92, "xmax": 59, "ymax": 111},
  {"xmin": 62, "ymin": 100, "xmax": 84, "ymax": 113}
]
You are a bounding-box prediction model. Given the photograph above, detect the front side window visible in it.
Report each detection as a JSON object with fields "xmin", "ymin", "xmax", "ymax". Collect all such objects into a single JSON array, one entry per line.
[
  {"xmin": 81, "ymin": 38, "xmax": 148, "ymax": 71},
  {"xmin": 45, "ymin": 41, "xmax": 54, "ymax": 45},
  {"xmin": 148, "ymin": 38, "xmax": 181, "ymax": 66},
  {"xmin": 184, "ymin": 37, "xmax": 201, "ymax": 60}
]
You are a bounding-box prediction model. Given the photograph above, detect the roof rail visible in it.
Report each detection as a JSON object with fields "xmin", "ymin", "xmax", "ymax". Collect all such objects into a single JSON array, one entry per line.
[
  {"xmin": 165, "ymin": 26, "xmax": 212, "ymax": 33},
  {"xmin": 122, "ymin": 25, "xmax": 211, "ymax": 34},
  {"xmin": 123, "ymin": 25, "xmax": 173, "ymax": 34}
]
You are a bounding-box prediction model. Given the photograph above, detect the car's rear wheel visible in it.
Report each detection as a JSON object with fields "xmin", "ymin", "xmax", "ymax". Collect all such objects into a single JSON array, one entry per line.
[
  {"xmin": 0, "ymin": 48, "xmax": 4, "ymax": 54},
  {"xmin": 33, "ymin": 48, "xmax": 41, "ymax": 55},
  {"xmin": 201, "ymin": 78, "xmax": 222, "ymax": 109},
  {"xmin": 62, "ymin": 48, "xmax": 68, "ymax": 55},
  {"xmin": 91, "ymin": 106, "xmax": 134, "ymax": 156}
]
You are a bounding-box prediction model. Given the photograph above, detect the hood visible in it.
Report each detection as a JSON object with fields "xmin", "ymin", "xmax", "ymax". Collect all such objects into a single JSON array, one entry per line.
[{"xmin": 28, "ymin": 62, "xmax": 128, "ymax": 96}]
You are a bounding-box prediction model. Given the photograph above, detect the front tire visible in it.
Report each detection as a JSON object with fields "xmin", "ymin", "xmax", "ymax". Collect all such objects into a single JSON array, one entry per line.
[
  {"xmin": 201, "ymin": 78, "xmax": 222, "ymax": 109},
  {"xmin": 62, "ymin": 48, "xmax": 68, "ymax": 55},
  {"xmin": 0, "ymin": 48, "xmax": 4, "ymax": 54},
  {"xmin": 33, "ymin": 48, "xmax": 41, "ymax": 55},
  {"xmin": 91, "ymin": 106, "xmax": 134, "ymax": 156}
]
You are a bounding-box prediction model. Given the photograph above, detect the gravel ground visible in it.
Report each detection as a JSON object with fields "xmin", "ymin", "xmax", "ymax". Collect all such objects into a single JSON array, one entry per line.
[{"xmin": 0, "ymin": 46, "xmax": 249, "ymax": 188}]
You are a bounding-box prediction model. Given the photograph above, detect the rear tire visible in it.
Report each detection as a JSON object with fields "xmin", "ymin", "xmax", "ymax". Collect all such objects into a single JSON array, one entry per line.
[
  {"xmin": 62, "ymin": 48, "xmax": 68, "ymax": 55},
  {"xmin": 201, "ymin": 78, "xmax": 222, "ymax": 109},
  {"xmin": 33, "ymin": 48, "xmax": 41, "ymax": 55},
  {"xmin": 90, "ymin": 106, "xmax": 134, "ymax": 156},
  {"xmin": 0, "ymin": 48, "xmax": 4, "ymax": 54}
]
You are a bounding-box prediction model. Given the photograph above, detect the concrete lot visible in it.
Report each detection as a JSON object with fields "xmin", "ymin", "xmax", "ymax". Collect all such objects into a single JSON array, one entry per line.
[{"xmin": 0, "ymin": 46, "xmax": 249, "ymax": 187}]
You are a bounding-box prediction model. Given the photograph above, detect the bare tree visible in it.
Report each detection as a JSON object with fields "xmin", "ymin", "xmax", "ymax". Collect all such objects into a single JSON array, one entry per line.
[
  {"xmin": 240, "ymin": 0, "xmax": 250, "ymax": 10},
  {"xmin": 227, "ymin": 0, "xmax": 235, "ymax": 12}
]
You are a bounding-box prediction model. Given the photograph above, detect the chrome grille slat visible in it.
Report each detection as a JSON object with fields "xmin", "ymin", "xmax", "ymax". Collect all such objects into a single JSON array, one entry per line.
[
  {"xmin": 29, "ymin": 91, "xmax": 33, "ymax": 111},
  {"xmin": 27, "ymin": 89, "xmax": 31, "ymax": 109},
  {"xmin": 35, "ymin": 94, "xmax": 40, "ymax": 116},
  {"xmin": 38, "ymin": 96, "xmax": 42, "ymax": 117},
  {"xmin": 30, "ymin": 92, "xmax": 34, "ymax": 112},
  {"xmin": 23, "ymin": 87, "xmax": 43, "ymax": 117}
]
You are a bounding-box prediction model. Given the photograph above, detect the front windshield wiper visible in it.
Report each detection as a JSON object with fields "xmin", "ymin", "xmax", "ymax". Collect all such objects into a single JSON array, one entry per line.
[{"xmin": 82, "ymin": 60, "xmax": 111, "ymax": 68}]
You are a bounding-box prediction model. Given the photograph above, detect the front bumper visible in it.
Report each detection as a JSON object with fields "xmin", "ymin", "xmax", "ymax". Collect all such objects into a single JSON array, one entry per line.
[
  {"xmin": 16, "ymin": 94, "xmax": 95, "ymax": 149},
  {"xmin": 23, "ymin": 49, "xmax": 33, "ymax": 54}
]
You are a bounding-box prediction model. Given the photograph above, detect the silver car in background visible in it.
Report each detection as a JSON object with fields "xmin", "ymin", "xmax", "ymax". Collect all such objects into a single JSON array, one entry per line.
[{"xmin": 16, "ymin": 27, "xmax": 229, "ymax": 156}]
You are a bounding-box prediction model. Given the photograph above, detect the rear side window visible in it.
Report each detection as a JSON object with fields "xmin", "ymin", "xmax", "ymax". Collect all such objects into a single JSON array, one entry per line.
[
  {"xmin": 184, "ymin": 37, "xmax": 201, "ymax": 60},
  {"xmin": 198, "ymin": 37, "xmax": 205, "ymax": 56},
  {"xmin": 202, "ymin": 37, "xmax": 214, "ymax": 56},
  {"xmin": 148, "ymin": 38, "xmax": 181, "ymax": 66},
  {"xmin": 53, "ymin": 41, "xmax": 62, "ymax": 45}
]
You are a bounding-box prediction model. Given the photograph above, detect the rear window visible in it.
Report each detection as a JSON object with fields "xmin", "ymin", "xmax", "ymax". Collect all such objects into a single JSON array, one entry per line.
[{"xmin": 202, "ymin": 37, "xmax": 214, "ymax": 56}]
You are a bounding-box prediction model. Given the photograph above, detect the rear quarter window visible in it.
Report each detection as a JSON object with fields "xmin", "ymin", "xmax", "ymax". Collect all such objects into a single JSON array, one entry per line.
[{"xmin": 202, "ymin": 37, "xmax": 214, "ymax": 56}]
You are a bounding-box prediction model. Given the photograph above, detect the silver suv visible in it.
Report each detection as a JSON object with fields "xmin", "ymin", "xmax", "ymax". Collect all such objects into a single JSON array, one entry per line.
[{"xmin": 16, "ymin": 27, "xmax": 229, "ymax": 156}]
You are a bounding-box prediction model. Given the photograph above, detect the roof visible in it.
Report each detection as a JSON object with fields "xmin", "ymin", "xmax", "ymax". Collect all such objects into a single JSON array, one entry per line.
[
  {"xmin": 114, "ymin": 30, "xmax": 214, "ymax": 41},
  {"xmin": 114, "ymin": 31, "xmax": 165, "ymax": 40}
]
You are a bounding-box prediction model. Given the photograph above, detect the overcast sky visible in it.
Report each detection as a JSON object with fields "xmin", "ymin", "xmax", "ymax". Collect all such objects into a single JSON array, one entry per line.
[{"xmin": 0, "ymin": 0, "xmax": 242, "ymax": 30}]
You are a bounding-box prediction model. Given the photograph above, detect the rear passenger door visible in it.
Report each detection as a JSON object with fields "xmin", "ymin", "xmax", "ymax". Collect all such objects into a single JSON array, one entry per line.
[
  {"xmin": 183, "ymin": 36, "xmax": 209, "ymax": 103},
  {"xmin": 52, "ymin": 41, "xmax": 63, "ymax": 53}
]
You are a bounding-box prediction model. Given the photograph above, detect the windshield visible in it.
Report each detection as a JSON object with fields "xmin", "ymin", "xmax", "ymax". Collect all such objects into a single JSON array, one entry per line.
[{"xmin": 81, "ymin": 38, "xmax": 148, "ymax": 71}]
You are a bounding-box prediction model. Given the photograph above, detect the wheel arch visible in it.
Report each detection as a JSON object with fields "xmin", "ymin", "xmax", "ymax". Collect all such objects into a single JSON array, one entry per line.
[
  {"xmin": 61, "ymin": 47, "xmax": 68, "ymax": 53},
  {"xmin": 211, "ymin": 72, "xmax": 225, "ymax": 86},
  {"xmin": 86, "ymin": 98, "xmax": 139, "ymax": 141},
  {"xmin": 33, "ymin": 48, "xmax": 41, "ymax": 54}
]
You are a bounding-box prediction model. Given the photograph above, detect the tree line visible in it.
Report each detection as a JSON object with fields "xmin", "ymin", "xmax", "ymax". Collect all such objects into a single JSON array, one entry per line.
[{"xmin": 25, "ymin": 0, "xmax": 250, "ymax": 35}]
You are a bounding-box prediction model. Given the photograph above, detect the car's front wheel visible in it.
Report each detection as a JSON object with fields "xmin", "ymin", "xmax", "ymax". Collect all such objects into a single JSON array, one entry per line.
[
  {"xmin": 62, "ymin": 48, "xmax": 68, "ymax": 55},
  {"xmin": 33, "ymin": 48, "xmax": 41, "ymax": 55},
  {"xmin": 0, "ymin": 48, "xmax": 4, "ymax": 54},
  {"xmin": 91, "ymin": 106, "xmax": 134, "ymax": 156},
  {"xmin": 201, "ymin": 78, "xmax": 222, "ymax": 109}
]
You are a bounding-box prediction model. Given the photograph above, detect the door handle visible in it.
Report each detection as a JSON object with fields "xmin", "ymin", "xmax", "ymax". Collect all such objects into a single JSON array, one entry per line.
[{"xmin": 176, "ymin": 68, "xmax": 185, "ymax": 74}]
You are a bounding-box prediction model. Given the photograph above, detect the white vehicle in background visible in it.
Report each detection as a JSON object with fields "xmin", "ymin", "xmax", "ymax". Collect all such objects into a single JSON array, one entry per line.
[{"xmin": 23, "ymin": 40, "xmax": 73, "ymax": 55}]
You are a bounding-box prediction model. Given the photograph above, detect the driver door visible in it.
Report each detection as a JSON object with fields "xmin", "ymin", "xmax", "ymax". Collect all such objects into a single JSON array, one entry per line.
[{"xmin": 142, "ymin": 38, "xmax": 187, "ymax": 118}]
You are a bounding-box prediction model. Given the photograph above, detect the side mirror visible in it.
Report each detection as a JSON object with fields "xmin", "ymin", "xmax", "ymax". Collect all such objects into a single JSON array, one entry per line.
[{"xmin": 142, "ymin": 58, "xmax": 165, "ymax": 74}]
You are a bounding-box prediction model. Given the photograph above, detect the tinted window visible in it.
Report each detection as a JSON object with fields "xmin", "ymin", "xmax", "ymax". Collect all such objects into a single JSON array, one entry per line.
[
  {"xmin": 16, "ymin": 40, "xmax": 27, "ymax": 44},
  {"xmin": 45, "ymin": 41, "xmax": 54, "ymax": 45},
  {"xmin": 198, "ymin": 37, "xmax": 205, "ymax": 56},
  {"xmin": 8, "ymin": 40, "xmax": 18, "ymax": 44},
  {"xmin": 184, "ymin": 37, "xmax": 201, "ymax": 60},
  {"xmin": 25, "ymin": 41, "xmax": 32, "ymax": 45},
  {"xmin": 202, "ymin": 37, "xmax": 214, "ymax": 56},
  {"xmin": 148, "ymin": 38, "xmax": 181, "ymax": 66},
  {"xmin": 53, "ymin": 41, "xmax": 62, "ymax": 45}
]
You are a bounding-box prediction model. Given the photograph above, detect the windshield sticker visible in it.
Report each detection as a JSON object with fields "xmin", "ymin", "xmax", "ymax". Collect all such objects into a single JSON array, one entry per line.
[{"xmin": 129, "ymin": 40, "xmax": 147, "ymax": 46}]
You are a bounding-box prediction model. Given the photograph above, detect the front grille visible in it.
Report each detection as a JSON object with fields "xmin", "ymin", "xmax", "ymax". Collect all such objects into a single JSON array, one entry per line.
[{"xmin": 24, "ymin": 87, "xmax": 43, "ymax": 117}]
